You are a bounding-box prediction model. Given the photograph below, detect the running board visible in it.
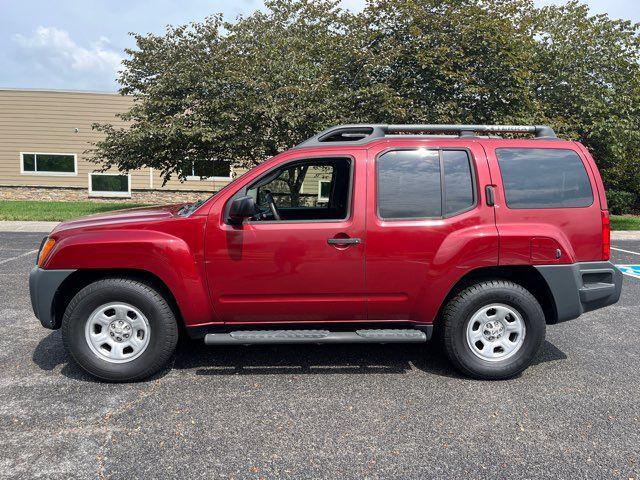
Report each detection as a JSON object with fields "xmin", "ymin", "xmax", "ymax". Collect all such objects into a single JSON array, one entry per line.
[{"xmin": 204, "ymin": 328, "xmax": 430, "ymax": 345}]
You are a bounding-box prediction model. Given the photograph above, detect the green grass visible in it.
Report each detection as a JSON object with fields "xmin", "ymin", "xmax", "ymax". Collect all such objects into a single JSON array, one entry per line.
[
  {"xmin": 611, "ymin": 214, "xmax": 640, "ymax": 231},
  {"xmin": 0, "ymin": 200, "xmax": 149, "ymax": 221}
]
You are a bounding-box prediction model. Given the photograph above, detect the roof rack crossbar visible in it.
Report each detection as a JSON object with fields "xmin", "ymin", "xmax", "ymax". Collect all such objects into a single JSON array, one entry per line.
[{"xmin": 295, "ymin": 123, "xmax": 556, "ymax": 148}]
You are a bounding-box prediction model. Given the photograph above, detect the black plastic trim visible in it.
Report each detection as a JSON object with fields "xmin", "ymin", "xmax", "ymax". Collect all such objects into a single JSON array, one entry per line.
[
  {"xmin": 295, "ymin": 124, "xmax": 557, "ymax": 148},
  {"xmin": 534, "ymin": 261, "xmax": 622, "ymax": 323},
  {"xmin": 29, "ymin": 266, "xmax": 76, "ymax": 329}
]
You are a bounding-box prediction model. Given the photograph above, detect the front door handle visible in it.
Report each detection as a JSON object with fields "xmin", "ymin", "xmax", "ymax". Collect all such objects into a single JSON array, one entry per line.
[{"xmin": 327, "ymin": 237, "xmax": 361, "ymax": 245}]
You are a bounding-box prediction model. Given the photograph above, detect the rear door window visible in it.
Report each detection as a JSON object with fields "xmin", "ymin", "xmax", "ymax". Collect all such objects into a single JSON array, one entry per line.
[
  {"xmin": 376, "ymin": 149, "xmax": 475, "ymax": 219},
  {"xmin": 377, "ymin": 149, "xmax": 442, "ymax": 219},
  {"xmin": 496, "ymin": 148, "xmax": 593, "ymax": 209}
]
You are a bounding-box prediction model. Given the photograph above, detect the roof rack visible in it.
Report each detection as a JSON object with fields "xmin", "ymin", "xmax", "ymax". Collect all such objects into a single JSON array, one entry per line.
[{"xmin": 295, "ymin": 124, "xmax": 557, "ymax": 148}]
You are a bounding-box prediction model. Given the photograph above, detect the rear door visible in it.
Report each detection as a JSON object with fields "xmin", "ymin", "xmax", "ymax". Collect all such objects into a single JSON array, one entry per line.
[
  {"xmin": 364, "ymin": 140, "xmax": 499, "ymax": 324},
  {"xmin": 482, "ymin": 140, "xmax": 603, "ymax": 264}
]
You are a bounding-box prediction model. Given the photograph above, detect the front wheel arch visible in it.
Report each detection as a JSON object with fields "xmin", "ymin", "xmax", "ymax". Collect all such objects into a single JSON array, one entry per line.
[{"xmin": 52, "ymin": 269, "xmax": 184, "ymax": 332}]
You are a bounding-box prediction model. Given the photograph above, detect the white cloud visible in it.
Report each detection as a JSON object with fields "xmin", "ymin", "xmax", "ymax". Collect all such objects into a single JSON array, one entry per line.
[
  {"xmin": 11, "ymin": 26, "xmax": 123, "ymax": 90},
  {"xmin": 340, "ymin": 0, "xmax": 366, "ymax": 11}
]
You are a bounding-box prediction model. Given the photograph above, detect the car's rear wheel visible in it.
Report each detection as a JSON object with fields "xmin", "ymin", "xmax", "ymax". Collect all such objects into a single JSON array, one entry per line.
[
  {"xmin": 441, "ymin": 280, "xmax": 545, "ymax": 380},
  {"xmin": 62, "ymin": 278, "xmax": 178, "ymax": 382}
]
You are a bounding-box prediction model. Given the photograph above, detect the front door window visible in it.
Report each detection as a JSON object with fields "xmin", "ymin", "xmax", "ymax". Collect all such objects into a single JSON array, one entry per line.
[{"xmin": 245, "ymin": 157, "xmax": 351, "ymax": 222}]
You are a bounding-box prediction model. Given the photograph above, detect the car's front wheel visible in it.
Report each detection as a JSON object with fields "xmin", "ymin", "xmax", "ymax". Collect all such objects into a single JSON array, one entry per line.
[
  {"xmin": 441, "ymin": 280, "xmax": 546, "ymax": 380},
  {"xmin": 61, "ymin": 278, "xmax": 178, "ymax": 382}
]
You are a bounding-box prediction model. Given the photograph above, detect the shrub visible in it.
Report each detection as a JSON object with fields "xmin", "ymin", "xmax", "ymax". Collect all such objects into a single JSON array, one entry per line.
[{"xmin": 607, "ymin": 190, "xmax": 636, "ymax": 215}]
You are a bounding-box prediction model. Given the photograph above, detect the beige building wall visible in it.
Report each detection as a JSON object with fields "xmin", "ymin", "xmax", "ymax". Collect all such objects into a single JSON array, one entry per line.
[
  {"xmin": 0, "ymin": 89, "xmax": 228, "ymax": 199},
  {"xmin": 0, "ymin": 89, "xmax": 339, "ymax": 203}
]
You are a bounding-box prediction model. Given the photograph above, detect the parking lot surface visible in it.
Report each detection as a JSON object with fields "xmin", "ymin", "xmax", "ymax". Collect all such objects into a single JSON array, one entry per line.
[{"xmin": 1, "ymin": 231, "xmax": 639, "ymax": 479}]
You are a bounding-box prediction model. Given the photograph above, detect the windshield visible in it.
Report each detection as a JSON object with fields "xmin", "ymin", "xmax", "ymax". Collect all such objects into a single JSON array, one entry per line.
[{"xmin": 177, "ymin": 167, "xmax": 256, "ymax": 216}]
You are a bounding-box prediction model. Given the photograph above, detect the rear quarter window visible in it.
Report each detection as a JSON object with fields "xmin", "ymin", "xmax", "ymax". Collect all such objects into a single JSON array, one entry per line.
[{"xmin": 496, "ymin": 148, "xmax": 593, "ymax": 209}]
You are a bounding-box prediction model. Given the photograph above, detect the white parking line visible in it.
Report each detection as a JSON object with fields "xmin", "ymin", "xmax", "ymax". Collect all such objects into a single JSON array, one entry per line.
[
  {"xmin": 611, "ymin": 246, "xmax": 640, "ymax": 256},
  {"xmin": 0, "ymin": 249, "xmax": 37, "ymax": 265}
]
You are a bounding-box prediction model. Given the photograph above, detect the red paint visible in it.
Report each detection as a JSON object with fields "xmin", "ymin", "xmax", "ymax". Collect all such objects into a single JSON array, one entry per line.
[{"xmin": 42, "ymin": 137, "xmax": 608, "ymax": 330}]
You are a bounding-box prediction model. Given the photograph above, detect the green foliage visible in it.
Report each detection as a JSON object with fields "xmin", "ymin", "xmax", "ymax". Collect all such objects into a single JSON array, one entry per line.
[
  {"xmin": 606, "ymin": 190, "xmax": 636, "ymax": 214},
  {"xmin": 91, "ymin": 0, "xmax": 640, "ymax": 194}
]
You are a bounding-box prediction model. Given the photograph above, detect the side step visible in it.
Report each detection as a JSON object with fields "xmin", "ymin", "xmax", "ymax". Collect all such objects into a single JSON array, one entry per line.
[{"xmin": 204, "ymin": 328, "xmax": 430, "ymax": 345}]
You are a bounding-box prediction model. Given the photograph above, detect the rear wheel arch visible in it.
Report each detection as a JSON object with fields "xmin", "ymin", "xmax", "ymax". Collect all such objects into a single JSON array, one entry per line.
[
  {"xmin": 434, "ymin": 266, "xmax": 558, "ymax": 328},
  {"xmin": 52, "ymin": 269, "xmax": 184, "ymax": 332}
]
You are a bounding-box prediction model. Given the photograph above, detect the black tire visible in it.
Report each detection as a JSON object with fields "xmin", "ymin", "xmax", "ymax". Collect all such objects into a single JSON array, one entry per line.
[
  {"xmin": 441, "ymin": 280, "xmax": 545, "ymax": 380},
  {"xmin": 61, "ymin": 278, "xmax": 178, "ymax": 382}
]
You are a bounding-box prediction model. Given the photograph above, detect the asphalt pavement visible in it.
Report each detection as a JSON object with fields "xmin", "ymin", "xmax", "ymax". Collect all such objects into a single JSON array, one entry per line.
[{"xmin": 1, "ymin": 231, "xmax": 639, "ymax": 479}]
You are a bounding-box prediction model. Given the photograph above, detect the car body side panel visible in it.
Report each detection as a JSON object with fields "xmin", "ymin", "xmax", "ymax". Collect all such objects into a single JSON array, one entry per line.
[
  {"xmin": 481, "ymin": 139, "xmax": 603, "ymax": 264},
  {"xmin": 44, "ymin": 215, "xmax": 213, "ymax": 327},
  {"xmin": 574, "ymin": 142, "xmax": 607, "ymax": 210}
]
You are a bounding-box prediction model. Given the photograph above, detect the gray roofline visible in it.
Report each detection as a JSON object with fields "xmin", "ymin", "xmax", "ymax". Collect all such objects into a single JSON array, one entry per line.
[{"xmin": 0, "ymin": 87, "xmax": 127, "ymax": 96}]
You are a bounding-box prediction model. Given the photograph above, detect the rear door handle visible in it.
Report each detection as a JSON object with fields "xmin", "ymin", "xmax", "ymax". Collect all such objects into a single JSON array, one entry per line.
[
  {"xmin": 485, "ymin": 185, "xmax": 495, "ymax": 207},
  {"xmin": 327, "ymin": 237, "xmax": 361, "ymax": 245}
]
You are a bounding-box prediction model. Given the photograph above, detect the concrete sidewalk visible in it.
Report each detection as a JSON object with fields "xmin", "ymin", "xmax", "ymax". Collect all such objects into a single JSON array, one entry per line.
[
  {"xmin": 0, "ymin": 221, "xmax": 59, "ymax": 232},
  {"xmin": 611, "ymin": 231, "xmax": 640, "ymax": 240},
  {"xmin": 1, "ymin": 220, "xmax": 640, "ymax": 240}
]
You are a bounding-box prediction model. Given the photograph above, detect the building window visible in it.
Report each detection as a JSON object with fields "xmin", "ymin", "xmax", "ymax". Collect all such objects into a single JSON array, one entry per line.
[
  {"xmin": 21, "ymin": 153, "xmax": 77, "ymax": 175},
  {"xmin": 318, "ymin": 180, "xmax": 331, "ymax": 202},
  {"xmin": 89, "ymin": 173, "xmax": 131, "ymax": 197},
  {"xmin": 187, "ymin": 160, "xmax": 231, "ymax": 180}
]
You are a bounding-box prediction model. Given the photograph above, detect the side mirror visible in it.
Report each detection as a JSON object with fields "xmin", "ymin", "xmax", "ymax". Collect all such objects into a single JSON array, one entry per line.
[{"xmin": 229, "ymin": 195, "xmax": 256, "ymax": 224}]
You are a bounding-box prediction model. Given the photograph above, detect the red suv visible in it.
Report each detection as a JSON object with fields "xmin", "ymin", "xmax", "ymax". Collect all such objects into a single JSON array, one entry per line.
[{"xmin": 29, "ymin": 124, "xmax": 622, "ymax": 382}]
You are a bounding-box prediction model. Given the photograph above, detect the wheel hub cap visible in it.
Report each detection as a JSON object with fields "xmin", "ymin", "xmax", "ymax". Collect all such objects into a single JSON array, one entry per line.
[
  {"xmin": 84, "ymin": 302, "xmax": 151, "ymax": 364},
  {"xmin": 482, "ymin": 320, "xmax": 505, "ymax": 341},
  {"xmin": 108, "ymin": 319, "xmax": 132, "ymax": 342},
  {"xmin": 466, "ymin": 303, "xmax": 526, "ymax": 362}
]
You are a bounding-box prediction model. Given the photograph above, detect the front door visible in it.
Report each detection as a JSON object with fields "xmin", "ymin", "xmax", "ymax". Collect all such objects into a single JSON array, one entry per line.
[{"xmin": 204, "ymin": 151, "xmax": 366, "ymax": 324}]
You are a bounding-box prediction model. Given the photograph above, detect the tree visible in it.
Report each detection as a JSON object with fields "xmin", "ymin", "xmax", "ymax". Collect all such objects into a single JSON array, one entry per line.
[
  {"xmin": 91, "ymin": 0, "xmax": 640, "ymax": 199},
  {"xmin": 531, "ymin": 1, "xmax": 640, "ymax": 194},
  {"xmin": 92, "ymin": 0, "xmax": 357, "ymax": 183}
]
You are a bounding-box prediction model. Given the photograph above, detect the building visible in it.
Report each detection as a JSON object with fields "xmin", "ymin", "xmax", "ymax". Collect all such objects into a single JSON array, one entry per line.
[{"xmin": 0, "ymin": 88, "xmax": 234, "ymax": 203}]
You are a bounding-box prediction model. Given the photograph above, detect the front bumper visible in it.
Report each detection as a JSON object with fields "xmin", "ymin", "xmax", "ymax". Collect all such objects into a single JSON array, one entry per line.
[
  {"xmin": 29, "ymin": 266, "xmax": 76, "ymax": 329},
  {"xmin": 535, "ymin": 261, "xmax": 623, "ymax": 323}
]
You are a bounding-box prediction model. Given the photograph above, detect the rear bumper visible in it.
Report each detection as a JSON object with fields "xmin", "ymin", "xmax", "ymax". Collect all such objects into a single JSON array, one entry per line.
[
  {"xmin": 535, "ymin": 261, "xmax": 623, "ymax": 323},
  {"xmin": 29, "ymin": 266, "xmax": 75, "ymax": 329}
]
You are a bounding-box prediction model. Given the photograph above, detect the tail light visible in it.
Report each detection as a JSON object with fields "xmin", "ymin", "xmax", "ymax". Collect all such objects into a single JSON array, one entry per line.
[{"xmin": 601, "ymin": 210, "xmax": 611, "ymax": 261}]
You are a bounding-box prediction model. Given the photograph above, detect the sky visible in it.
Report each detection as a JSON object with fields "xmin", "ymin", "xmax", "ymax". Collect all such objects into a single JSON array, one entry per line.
[{"xmin": 0, "ymin": 0, "xmax": 638, "ymax": 92}]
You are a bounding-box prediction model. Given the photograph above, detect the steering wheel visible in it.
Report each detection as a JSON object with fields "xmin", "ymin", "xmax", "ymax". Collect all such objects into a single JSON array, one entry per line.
[{"xmin": 263, "ymin": 190, "xmax": 281, "ymax": 221}]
